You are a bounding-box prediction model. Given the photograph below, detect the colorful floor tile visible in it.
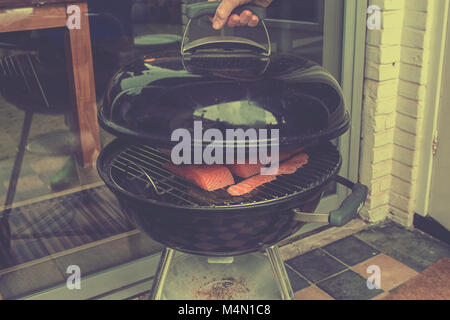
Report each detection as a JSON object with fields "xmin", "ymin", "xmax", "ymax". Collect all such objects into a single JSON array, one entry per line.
[{"xmin": 287, "ymin": 221, "xmax": 450, "ymax": 300}]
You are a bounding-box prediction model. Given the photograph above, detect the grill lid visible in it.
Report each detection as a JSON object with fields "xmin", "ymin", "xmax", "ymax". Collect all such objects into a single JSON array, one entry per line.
[
  {"xmin": 99, "ymin": 5, "xmax": 349, "ymax": 150},
  {"xmin": 100, "ymin": 53, "xmax": 349, "ymax": 150}
]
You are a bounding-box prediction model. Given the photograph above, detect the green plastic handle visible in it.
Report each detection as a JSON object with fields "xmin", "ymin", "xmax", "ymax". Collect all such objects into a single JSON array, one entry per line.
[
  {"xmin": 329, "ymin": 179, "xmax": 368, "ymax": 227},
  {"xmin": 185, "ymin": 2, "xmax": 266, "ymax": 20}
]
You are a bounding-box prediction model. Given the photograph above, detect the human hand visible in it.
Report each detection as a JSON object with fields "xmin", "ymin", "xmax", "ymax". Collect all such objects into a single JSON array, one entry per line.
[{"xmin": 208, "ymin": 0, "xmax": 260, "ymax": 30}]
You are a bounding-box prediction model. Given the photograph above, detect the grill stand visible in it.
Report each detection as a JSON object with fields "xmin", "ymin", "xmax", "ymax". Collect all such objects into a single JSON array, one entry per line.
[
  {"xmin": 265, "ymin": 245, "xmax": 294, "ymax": 300},
  {"xmin": 149, "ymin": 245, "xmax": 294, "ymax": 300},
  {"xmin": 150, "ymin": 247, "xmax": 176, "ymax": 300}
]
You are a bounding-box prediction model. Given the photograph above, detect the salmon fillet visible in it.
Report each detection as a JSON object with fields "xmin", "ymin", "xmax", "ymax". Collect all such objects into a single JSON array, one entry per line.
[
  {"xmin": 227, "ymin": 152, "xmax": 309, "ymax": 196},
  {"xmin": 227, "ymin": 148, "xmax": 305, "ymax": 178},
  {"xmin": 227, "ymin": 175, "xmax": 277, "ymax": 196},
  {"xmin": 163, "ymin": 163, "xmax": 235, "ymax": 191},
  {"xmin": 277, "ymin": 153, "xmax": 309, "ymax": 175},
  {"xmin": 227, "ymin": 163, "xmax": 263, "ymax": 179}
]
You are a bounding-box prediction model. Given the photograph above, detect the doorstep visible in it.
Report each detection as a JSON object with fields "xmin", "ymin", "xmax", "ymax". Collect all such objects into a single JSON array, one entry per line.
[{"xmin": 280, "ymin": 218, "xmax": 368, "ymax": 261}]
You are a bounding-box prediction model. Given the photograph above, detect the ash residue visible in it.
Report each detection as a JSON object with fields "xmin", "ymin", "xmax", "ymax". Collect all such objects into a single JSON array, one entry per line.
[{"xmin": 193, "ymin": 276, "xmax": 250, "ymax": 300}]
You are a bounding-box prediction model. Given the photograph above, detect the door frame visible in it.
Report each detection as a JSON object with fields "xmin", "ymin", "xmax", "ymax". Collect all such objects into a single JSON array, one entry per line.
[
  {"xmin": 416, "ymin": 0, "xmax": 450, "ymax": 216},
  {"xmin": 339, "ymin": 0, "xmax": 367, "ymax": 184},
  {"xmin": 320, "ymin": 0, "xmax": 367, "ymax": 211}
]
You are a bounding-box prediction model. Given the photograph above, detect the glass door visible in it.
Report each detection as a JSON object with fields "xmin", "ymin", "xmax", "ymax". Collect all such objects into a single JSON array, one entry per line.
[
  {"xmin": 262, "ymin": 0, "xmax": 366, "ymax": 238},
  {"xmin": 0, "ymin": 0, "xmax": 366, "ymax": 299},
  {"xmin": 263, "ymin": 0, "xmax": 345, "ymax": 212},
  {"xmin": 265, "ymin": 0, "xmax": 343, "ymax": 80}
]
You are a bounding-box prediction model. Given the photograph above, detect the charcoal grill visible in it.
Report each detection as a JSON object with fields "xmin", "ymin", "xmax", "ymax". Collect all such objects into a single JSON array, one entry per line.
[
  {"xmin": 97, "ymin": 2, "xmax": 368, "ymax": 300},
  {"xmin": 98, "ymin": 140, "xmax": 344, "ymax": 254}
]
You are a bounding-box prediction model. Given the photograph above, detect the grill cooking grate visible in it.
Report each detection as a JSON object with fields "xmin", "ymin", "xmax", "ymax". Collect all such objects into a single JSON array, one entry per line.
[{"xmin": 109, "ymin": 142, "xmax": 341, "ymax": 208}]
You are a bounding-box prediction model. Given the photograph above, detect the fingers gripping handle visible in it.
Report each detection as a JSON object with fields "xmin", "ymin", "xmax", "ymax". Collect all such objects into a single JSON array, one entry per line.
[
  {"xmin": 185, "ymin": 2, "xmax": 266, "ymax": 20},
  {"xmin": 182, "ymin": 2, "xmax": 271, "ymax": 56}
]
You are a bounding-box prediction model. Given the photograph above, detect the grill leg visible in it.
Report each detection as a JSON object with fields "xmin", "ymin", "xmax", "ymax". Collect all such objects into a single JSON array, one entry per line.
[
  {"xmin": 1, "ymin": 112, "xmax": 33, "ymax": 266},
  {"xmin": 149, "ymin": 247, "xmax": 175, "ymax": 300},
  {"xmin": 5, "ymin": 111, "xmax": 33, "ymax": 208},
  {"xmin": 265, "ymin": 245, "xmax": 294, "ymax": 300}
]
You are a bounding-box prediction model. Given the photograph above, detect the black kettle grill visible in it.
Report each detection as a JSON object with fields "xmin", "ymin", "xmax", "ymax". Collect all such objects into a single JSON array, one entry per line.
[{"xmin": 97, "ymin": 2, "xmax": 368, "ymax": 300}]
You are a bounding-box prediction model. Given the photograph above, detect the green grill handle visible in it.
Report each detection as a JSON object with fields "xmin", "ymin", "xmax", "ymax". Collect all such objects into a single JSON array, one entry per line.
[
  {"xmin": 185, "ymin": 2, "xmax": 266, "ymax": 20},
  {"xmin": 292, "ymin": 176, "xmax": 368, "ymax": 227},
  {"xmin": 329, "ymin": 177, "xmax": 368, "ymax": 227}
]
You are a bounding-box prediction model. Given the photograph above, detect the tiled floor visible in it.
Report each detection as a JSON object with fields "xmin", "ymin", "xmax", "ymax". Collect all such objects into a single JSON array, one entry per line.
[
  {"xmin": 285, "ymin": 222, "xmax": 450, "ymax": 300},
  {"xmin": 0, "ymin": 92, "xmax": 115, "ymax": 206}
]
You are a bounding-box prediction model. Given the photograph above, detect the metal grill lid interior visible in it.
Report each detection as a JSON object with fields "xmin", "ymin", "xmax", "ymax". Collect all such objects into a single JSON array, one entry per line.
[{"xmin": 99, "ymin": 51, "xmax": 349, "ymax": 149}]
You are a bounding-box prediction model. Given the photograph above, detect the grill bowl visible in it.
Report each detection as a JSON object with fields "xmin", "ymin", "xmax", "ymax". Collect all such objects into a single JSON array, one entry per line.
[
  {"xmin": 98, "ymin": 139, "xmax": 341, "ymax": 256},
  {"xmin": 123, "ymin": 192, "xmax": 323, "ymax": 257}
]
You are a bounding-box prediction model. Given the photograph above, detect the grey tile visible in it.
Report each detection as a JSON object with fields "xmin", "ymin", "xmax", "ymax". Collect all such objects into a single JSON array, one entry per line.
[
  {"xmin": 37, "ymin": 171, "xmax": 60, "ymax": 188},
  {"xmin": 355, "ymin": 222, "xmax": 450, "ymax": 272},
  {"xmin": 13, "ymin": 187, "xmax": 51, "ymax": 203},
  {"xmin": 0, "ymin": 157, "xmax": 35, "ymax": 181},
  {"xmin": 286, "ymin": 249, "xmax": 347, "ymax": 283},
  {"xmin": 322, "ymin": 235, "xmax": 380, "ymax": 266},
  {"xmin": 317, "ymin": 269, "xmax": 384, "ymax": 300},
  {"xmin": 0, "ymin": 133, "xmax": 18, "ymax": 160},
  {"xmin": 28, "ymin": 156, "xmax": 69, "ymax": 175},
  {"xmin": 285, "ymin": 265, "xmax": 310, "ymax": 292},
  {"xmin": 0, "ymin": 183, "xmax": 6, "ymax": 199},
  {"xmin": 0, "ymin": 157, "xmax": 45, "ymax": 204}
]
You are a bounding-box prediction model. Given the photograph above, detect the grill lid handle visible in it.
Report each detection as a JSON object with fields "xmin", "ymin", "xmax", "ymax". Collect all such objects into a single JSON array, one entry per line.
[
  {"xmin": 293, "ymin": 176, "xmax": 368, "ymax": 227},
  {"xmin": 182, "ymin": 2, "xmax": 271, "ymax": 56}
]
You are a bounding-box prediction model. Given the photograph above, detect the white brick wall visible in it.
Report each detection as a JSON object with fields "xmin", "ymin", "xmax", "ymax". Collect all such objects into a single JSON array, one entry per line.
[
  {"xmin": 360, "ymin": 0, "xmax": 403, "ymax": 223},
  {"xmin": 360, "ymin": 0, "xmax": 434, "ymax": 226}
]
